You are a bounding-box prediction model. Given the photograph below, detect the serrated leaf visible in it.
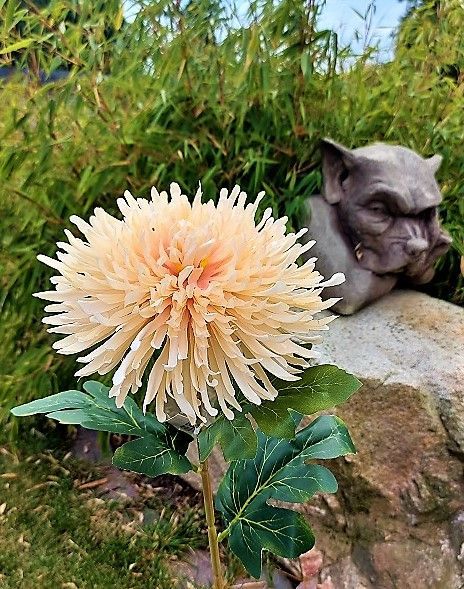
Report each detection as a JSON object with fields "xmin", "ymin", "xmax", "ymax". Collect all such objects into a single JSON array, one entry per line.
[
  {"xmin": 251, "ymin": 365, "xmax": 361, "ymax": 438},
  {"xmin": 198, "ymin": 414, "xmax": 257, "ymax": 462},
  {"xmin": 216, "ymin": 415, "xmax": 355, "ymax": 577},
  {"xmin": 112, "ymin": 433, "xmax": 192, "ymax": 477}
]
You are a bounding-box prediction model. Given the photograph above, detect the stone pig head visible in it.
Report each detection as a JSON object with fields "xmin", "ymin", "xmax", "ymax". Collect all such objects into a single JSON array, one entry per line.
[{"xmin": 321, "ymin": 139, "xmax": 452, "ymax": 285}]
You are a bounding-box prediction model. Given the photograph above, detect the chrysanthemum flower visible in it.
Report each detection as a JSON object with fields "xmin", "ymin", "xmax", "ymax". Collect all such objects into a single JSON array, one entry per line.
[{"xmin": 35, "ymin": 184, "xmax": 344, "ymax": 425}]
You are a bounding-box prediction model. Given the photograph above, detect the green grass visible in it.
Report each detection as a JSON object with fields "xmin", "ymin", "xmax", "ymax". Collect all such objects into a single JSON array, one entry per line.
[{"xmin": 0, "ymin": 426, "xmax": 223, "ymax": 589}]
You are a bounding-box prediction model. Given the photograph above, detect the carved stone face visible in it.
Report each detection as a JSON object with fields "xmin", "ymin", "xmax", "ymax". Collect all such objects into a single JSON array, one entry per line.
[{"xmin": 321, "ymin": 139, "xmax": 452, "ymax": 284}]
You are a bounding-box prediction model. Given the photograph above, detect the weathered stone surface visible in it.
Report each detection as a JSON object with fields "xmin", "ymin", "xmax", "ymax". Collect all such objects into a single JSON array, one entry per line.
[
  {"xmin": 316, "ymin": 289, "xmax": 464, "ymax": 455},
  {"xmin": 301, "ymin": 290, "xmax": 464, "ymax": 589},
  {"xmin": 187, "ymin": 291, "xmax": 463, "ymax": 588}
]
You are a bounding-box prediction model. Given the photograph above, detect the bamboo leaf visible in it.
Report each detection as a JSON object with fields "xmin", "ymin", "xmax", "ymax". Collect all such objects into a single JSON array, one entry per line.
[{"xmin": 0, "ymin": 35, "xmax": 52, "ymax": 55}]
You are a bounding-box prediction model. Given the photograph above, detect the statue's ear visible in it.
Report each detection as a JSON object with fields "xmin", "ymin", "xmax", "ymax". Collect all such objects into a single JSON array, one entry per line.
[
  {"xmin": 427, "ymin": 154, "xmax": 443, "ymax": 175},
  {"xmin": 320, "ymin": 138, "xmax": 356, "ymax": 204}
]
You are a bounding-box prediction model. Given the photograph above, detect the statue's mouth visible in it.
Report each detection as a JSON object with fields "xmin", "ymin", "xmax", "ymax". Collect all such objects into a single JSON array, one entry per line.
[
  {"xmin": 354, "ymin": 243, "xmax": 434, "ymax": 278},
  {"xmin": 366, "ymin": 261, "xmax": 435, "ymax": 281}
]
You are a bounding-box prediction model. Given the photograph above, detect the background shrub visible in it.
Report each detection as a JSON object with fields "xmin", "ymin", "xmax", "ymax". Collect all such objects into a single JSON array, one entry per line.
[{"xmin": 1, "ymin": 0, "xmax": 463, "ymax": 425}]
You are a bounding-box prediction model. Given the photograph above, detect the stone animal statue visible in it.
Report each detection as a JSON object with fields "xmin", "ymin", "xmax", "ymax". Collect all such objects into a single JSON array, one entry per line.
[{"xmin": 304, "ymin": 139, "xmax": 452, "ymax": 314}]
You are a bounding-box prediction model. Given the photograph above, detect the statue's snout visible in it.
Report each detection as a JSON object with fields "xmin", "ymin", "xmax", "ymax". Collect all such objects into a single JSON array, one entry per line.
[{"xmin": 405, "ymin": 238, "xmax": 429, "ymax": 257}]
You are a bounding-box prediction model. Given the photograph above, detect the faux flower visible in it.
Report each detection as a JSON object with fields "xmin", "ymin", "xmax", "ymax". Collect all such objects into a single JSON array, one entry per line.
[{"xmin": 35, "ymin": 184, "xmax": 344, "ymax": 425}]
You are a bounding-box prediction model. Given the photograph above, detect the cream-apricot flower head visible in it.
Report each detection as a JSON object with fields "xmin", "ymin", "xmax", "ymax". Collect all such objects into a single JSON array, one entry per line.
[{"xmin": 35, "ymin": 184, "xmax": 344, "ymax": 425}]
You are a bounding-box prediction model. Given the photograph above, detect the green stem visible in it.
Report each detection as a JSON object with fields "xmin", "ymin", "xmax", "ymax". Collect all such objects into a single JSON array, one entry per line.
[
  {"xmin": 199, "ymin": 455, "xmax": 225, "ymax": 589},
  {"xmin": 217, "ymin": 527, "xmax": 229, "ymax": 544}
]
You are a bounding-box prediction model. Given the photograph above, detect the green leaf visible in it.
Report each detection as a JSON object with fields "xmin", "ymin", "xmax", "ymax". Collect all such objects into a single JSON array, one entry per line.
[
  {"xmin": 46, "ymin": 409, "xmax": 89, "ymax": 424},
  {"xmin": 0, "ymin": 38, "xmax": 36, "ymax": 54},
  {"xmin": 11, "ymin": 380, "xmax": 165, "ymax": 437},
  {"xmin": 249, "ymin": 405, "xmax": 296, "ymax": 439},
  {"xmin": 250, "ymin": 365, "xmax": 362, "ymax": 438},
  {"xmin": 295, "ymin": 415, "xmax": 356, "ymax": 460},
  {"xmin": 12, "ymin": 380, "xmax": 194, "ymax": 478},
  {"xmin": 10, "ymin": 391, "xmax": 91, "ymax": 416},
  {"xmin": 112, "ymin": 432, "xmax": 192, "ymax": 477},
  {"xmin": 216, "ymin": 415, "xmax": 355, "ymax": 578},
  {"xmin": 229, "ymin": 505, "xmax": 314, "ymax": 579},
  {"xmin": 300, "ymin": 52, "xmax": 312, "ymax": 78},
  {"xmin": 0, "ymin": 35, "xmax": 52, "ymax": 55},
  {"xmin": 198, "ymin": 414, "xmax": 257, "ymax": 462}
]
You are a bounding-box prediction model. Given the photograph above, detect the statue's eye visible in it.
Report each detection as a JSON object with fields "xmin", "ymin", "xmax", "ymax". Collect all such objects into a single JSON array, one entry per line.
[
  {"xmin": 339, "ymin": 169, "xmax": 349, "ymax": 184},
  {"xmin": 368, "ymin": 202, "xmax": 388, "ymax": 215}
]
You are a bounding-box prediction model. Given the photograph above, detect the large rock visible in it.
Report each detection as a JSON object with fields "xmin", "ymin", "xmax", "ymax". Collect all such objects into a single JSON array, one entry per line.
[
  {"xmin": 187, "ymin": 291, "xmax": 464, "ymax": 588},
  {"xmin": 301, "ymin": 290, "xmax": 464, "ymax": 589}
]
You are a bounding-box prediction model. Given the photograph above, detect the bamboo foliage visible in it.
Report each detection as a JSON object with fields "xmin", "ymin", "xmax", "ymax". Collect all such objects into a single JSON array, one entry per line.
[{"xmin": 0, "ymin": 0, "xmax": 463, "ymax": 425}]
